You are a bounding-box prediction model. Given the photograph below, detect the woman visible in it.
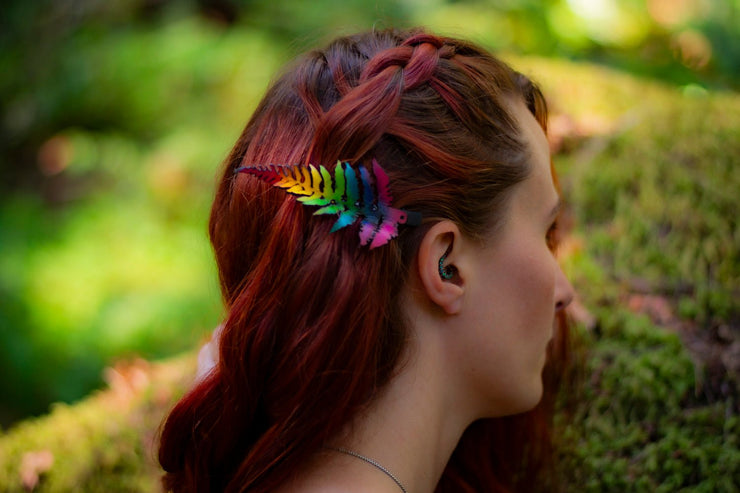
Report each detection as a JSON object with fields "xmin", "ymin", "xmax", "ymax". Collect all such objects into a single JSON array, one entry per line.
[{"xmin": 159, "ymin": 28, "xmax": 575, "ymax": 492}]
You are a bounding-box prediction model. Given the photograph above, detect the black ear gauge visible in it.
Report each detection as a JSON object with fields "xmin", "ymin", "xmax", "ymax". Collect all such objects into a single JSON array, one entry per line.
[{"xmin": 438, "ymin": 254, "xmax": 455, "ymax": 280}]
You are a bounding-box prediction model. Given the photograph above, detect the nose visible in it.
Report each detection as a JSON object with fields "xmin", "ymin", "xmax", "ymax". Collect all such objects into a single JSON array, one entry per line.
[{"xmin": 554, "ymin": 265, "xmax": 574, "ymax": 312}]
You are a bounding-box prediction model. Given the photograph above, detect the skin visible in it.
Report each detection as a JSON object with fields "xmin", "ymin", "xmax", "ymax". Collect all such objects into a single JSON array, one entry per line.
[
  {"xmin": 277, "ymin": 99, "xmax": 574, "ymax": 493},
  {"xmin": 445, "ymin": 98, "xmax": 574, "ymax": 418}
]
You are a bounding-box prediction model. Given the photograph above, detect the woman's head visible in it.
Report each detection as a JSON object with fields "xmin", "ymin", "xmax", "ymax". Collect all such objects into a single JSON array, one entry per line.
[
  {"xmin": 161, "ymin": 28, "xmax": 572, "ymax": 492},
  {"xmin": 211, "ymin": 29, "xmax": 548, "ymax": 299}
]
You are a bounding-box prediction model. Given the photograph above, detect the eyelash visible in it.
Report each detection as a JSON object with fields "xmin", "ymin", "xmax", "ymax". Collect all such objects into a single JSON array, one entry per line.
[{"xmin": 546, "ymin": 220, "xmax": 558, "ymax": 251}]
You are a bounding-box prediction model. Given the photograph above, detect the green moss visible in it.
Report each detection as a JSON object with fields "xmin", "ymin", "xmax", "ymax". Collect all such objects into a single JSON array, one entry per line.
[
  {"xmin": 558, "ymin": 314, "xmax": 738, "ymax": 491},
  {"xmin": 567, "ymin": 95, "xmax": 739, "ymax": 324},
  {"xmin": 0, "ymin": 356, "xmax": 194, "ymax": 492},
  {"xmin": 511, "ymin": 53, "xmax": 739, "ymax": 323}
]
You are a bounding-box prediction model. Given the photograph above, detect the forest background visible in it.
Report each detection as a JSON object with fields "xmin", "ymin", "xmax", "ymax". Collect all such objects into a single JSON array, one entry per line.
[{"xmin": 1, "ymin": 0, "xmax": 738, "ymax": 491}]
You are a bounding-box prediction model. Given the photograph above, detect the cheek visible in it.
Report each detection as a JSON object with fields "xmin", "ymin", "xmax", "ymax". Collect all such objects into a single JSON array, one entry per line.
[
  {"xmin": 493, "ymin": 247, "xmax": 556, "ymax": 329},
  {"xmin": 472, "ymin": 252, "xmax": 556, "ymax": 411},
  {"xmin": 519, "ymin": 260, "xmax": 556, "ymax": 324},
  {"xmin": 493, "ymin": 250, "xmax": 557, "ymax": 373}
]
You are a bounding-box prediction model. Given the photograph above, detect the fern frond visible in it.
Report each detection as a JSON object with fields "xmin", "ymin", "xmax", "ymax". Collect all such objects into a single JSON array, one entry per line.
[{"xmin": 236, "ymin": 160, "xmax": 419, "ymax": 248}]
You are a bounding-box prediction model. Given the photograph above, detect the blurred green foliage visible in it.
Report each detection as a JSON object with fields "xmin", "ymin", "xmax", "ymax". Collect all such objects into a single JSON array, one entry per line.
[{"xmin": 0, "ymin": 15, "xmax": 290, "ymax": 422}]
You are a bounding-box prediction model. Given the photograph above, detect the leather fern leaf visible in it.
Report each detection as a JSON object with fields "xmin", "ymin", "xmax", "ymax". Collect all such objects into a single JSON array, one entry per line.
[{"xmin": 236, "ymin": 160, "xmax": 420, "ymax": 248}]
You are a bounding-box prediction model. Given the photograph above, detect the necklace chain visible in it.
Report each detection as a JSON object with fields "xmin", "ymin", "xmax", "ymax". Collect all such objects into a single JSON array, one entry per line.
[{"xmin": 329, "ymin": 447, "xmax": 408, "ymax": 493}]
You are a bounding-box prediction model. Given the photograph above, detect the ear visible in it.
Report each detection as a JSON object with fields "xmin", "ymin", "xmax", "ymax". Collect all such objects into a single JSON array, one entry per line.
[{"xmin": 416, "ymin": 221, "xmax": 466, "ymax": 315}]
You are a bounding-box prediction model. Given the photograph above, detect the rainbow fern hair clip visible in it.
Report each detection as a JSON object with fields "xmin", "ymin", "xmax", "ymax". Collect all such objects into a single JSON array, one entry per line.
[{"xmin": 236, "ymin": 160, "xmax": 422, "ymax": 248}]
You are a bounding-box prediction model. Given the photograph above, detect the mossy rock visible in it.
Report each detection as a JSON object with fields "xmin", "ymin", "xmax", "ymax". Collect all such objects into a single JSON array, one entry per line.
[
  {"xmin": 512, "ymin": 55, "xmax": 740, "ymax": 324},
  {"xmin": 557, "ymin": 312, "xmax": 739, "ymax": 492},
  {"xmin": 509, "ymin": 56, "xmax": 740, "ymax": 489},
  {"xmin": 0, "ymin": 356, "xmax": 194, "ymax": 492}
]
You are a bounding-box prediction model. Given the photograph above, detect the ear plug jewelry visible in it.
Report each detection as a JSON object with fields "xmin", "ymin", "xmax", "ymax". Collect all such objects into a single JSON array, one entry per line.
[{"xmin": 438, "ymin": 253, "xmax": 454, "ymax": 280}]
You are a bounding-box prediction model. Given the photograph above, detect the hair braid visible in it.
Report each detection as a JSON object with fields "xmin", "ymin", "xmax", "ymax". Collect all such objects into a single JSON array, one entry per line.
[{"xmin": 309, "ymin": 34, "xmax": 454, "ymax": 164}]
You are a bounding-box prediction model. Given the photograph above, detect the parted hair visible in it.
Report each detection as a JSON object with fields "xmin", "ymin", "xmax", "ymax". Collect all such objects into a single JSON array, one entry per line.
[{"xmin": 158, "ymin": 28, "xmax": 573, "ymax": 492}]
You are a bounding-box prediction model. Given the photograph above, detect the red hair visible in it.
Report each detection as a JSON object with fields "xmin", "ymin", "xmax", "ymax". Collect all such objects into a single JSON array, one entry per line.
[{"xmin": 159, "ymin": 28, "xmax": 575, "ymax": 492}]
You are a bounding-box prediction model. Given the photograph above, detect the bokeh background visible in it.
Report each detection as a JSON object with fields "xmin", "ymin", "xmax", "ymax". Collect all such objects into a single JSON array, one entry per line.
[{"xmin": 1, "ymin": 0, "xmax": 738, "ymax": 490}]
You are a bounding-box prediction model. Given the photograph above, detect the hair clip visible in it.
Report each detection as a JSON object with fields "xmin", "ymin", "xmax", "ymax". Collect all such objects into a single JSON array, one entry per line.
[{"xmin": 236, "ymin": 160, "xmax": 422, "ymax": 249}]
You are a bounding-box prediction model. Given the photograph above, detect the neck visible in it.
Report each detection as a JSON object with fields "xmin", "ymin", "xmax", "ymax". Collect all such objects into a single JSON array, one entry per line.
[
  {"xmin": 277, "ymin": 294, "xmax": 479, "ymax": 493},
  {"xmin": 330, "ymin": 325, "xmax": 474, "ymax": 493}
]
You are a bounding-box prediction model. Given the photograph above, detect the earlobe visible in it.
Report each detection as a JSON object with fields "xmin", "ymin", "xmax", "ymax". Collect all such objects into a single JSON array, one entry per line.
[{"xmin": 417, "ymin": 222, "xmax": 465, "ymax": 315}]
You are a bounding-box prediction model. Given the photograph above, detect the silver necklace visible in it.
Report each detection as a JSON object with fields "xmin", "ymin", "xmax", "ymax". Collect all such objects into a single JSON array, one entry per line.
[{"xmin": 329, "ymin": 447, "xmax": 408, "ymax": 493}]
